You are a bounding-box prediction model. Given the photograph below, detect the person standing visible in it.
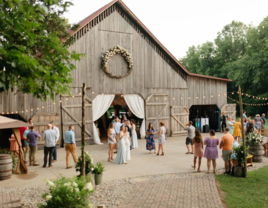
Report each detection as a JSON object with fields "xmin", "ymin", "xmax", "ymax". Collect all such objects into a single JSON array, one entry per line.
[
  {"xmin": 50, "ymin": 122, "xmax": 60, "ymax": 163},
  {"xmin": 107, "ymin": 123, "xmax": 116, "ymax": 162},
  {"xmin": 220, "ymin": 128, "xmax": 234, "ymax": 175},
  {"xmin": 42, "ymin": 124, "xmax": 57, "ymax": 168},
  {"xmin": 125, "ymin": 121, "xmax": 132, "ymax": 149},
  {"xmin": 184, "ymin": 121, "xmax": 195, "ymax": 154},
  {"xmin": 64, "ymin": 125, "xmax": 78, "ymax": 169},
  {"xmin": 261, "ymin": 114, "xmax": 266, "ymax": 125},
  {"xmin": 255, "ymin": 114, "xmax": 263, "ymax": 132},
  {"xmin": 121, "ymin": 115, "xmax": 129, "ymax": 124},
  {"xmin": 19, "ymin": 126, "xmax": 27, "ymax": 153},
  {"xmin": 27, "ymin": 126, "xmax": 41, "ymax": 166},
  {"xmin": 131, "ymin": 120, "xmax": 138, "ymax": 149},
  {"xmin": 157, "ymin": 122, "xmax": 166, "ymax": 156},
  {"xmin": 243, "ymin": 111, "xmax": 247, "ymax": 119},
  {"xmin": 221, "ymin": 112, "xmax": 227, "ymax": 132},
  {"xmin": 233, "ymin": 118, "xmax": 242, "ymax": 144},
  {"xmin": 146, "ymin": 123, "xmax": 156, "ymax": 154},
  {"xmin": 124, "ymin": 126, "xmax": 131, "ymax": 161},
  {"xmin": 114, "ymin": 126, "xmax": 127, "ymax": 164},
  {"xmin": 9, "ymin": 134, "xmax": 19, "ymax": 155},
  {"xmin": 204, "ymin": 130, "xmax": 219, "ymax": 174},
  {"xmin": 114, "ymin": 117, "xmax": 122, "ymax": 153},
  {"xmin": 191, "ymin": 130, "xmax": 204, "ymax": 172},
  {"xmin": 227, "ymin": 117, "xmax": 234, "ymax": 135},
  {"xmin": 23, "ymin": 128, "xmax": 31, "ymax": 163}
]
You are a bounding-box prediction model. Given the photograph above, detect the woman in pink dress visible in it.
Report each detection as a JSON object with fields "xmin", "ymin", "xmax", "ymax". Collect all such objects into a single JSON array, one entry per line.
[
  {"xmin": 191, "ymin": 130, "xmax": 204, "ymax": 172},
  {"xmin": 9, "ymin": 134, "xmax": 19, "ymax": 155}
]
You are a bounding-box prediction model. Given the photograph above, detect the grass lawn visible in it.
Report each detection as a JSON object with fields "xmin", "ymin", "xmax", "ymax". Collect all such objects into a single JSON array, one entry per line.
[{"xmin": 217, "ymin": 165, "xmax": 268, "ymax": 208}]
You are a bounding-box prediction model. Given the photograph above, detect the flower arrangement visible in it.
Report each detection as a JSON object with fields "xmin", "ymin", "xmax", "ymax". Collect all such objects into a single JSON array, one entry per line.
[
  {"xmin": 92, "ymin": 162, "xmax": 105, "ymax": 175},
  {"xmin": 76, "ymin": 151, "xmax": 94, "ymax": 176},
  {"xmin": 248, "ymin": 132, "xmax": 263, "ymax": 144},
  {"xmin": 37, "ymin": 176, "xmax": 94, "ymax": 208},
  {"xmin": 233, "ymin": 145, "xmax": 249, "ymax": 166},
  {"xmin": 102, "ymin": 45, "xmax": 133, "ymax": 79}
]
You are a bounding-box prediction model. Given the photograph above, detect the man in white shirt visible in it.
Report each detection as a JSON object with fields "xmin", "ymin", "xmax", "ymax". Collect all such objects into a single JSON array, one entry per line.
[
  {"xmin": 43, "ymin": 124, "xmax": 57, "ymax": 168},
  {"xmin": 50, "ymin": 121, "xmax": 60, "ymax": 162}
]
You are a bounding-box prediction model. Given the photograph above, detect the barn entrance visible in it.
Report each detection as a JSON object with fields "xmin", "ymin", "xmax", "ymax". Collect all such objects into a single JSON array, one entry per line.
[
  {"xmin": 93, "ymin": 94, "xmax": 145, "ymax": 144},
  {"xmin": 189, "ymin": 105, "xmax": 220, "ymax": 132}
]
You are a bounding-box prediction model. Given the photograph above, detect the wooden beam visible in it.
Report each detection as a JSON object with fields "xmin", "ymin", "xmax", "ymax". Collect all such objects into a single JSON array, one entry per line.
[
  {"xmin": 146, "ymin": 103, "xmax": 169, "ymax": 106},
  {"xmin": 171, "ymin": 113, "xmax": 189, "ymax": 116},
  {"xmin": 63, "ymin": 104, "xmax": 92, "ymax": 108},
  {"xmin": 147, "ymin": 116, "xmax": 169, "ymax": 120},
  {"xmin": 171, "ymin": 115, "xmax": 185, "ymax": 128}
]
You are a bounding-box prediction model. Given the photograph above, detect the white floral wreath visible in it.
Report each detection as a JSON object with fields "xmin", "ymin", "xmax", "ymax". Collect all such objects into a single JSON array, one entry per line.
[{"xmin": 102, "ymin": 46, "xmax": 133, "ymax": 79}]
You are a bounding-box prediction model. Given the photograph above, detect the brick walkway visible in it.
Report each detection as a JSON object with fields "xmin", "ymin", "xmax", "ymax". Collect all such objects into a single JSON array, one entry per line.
[
  {"xmin": 0, "ymin": 192, "xmax": 22, "ymax": 208},
  {"xmin": 118, "ymin": 175, "xmax": 223, "ymax": 208}
]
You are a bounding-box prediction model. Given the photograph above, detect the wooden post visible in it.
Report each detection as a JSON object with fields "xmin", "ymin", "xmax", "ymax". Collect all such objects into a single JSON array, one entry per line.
[
  {"xmin": 238, "ymin": 86, "xmax": 247, "ymax": 177},
  {"xmin": 60, "ymin": 95, "xmax": 64, "ymax": 148},
  {"xmin": 81, "ymin": 83, "xmax": 86, "ymax": 176}
]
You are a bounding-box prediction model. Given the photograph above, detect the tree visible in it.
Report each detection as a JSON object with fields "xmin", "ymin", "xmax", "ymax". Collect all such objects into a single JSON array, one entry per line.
[{"xmin": 0, "ymin": 0, "xmax": 82, "ymax": 100}]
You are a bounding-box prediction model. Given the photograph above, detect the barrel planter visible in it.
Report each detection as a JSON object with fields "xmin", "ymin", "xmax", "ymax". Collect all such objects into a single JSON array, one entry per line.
[
  {"xmin": 249, "ymin": 143, "xmax": 264, "ymax": 163},
  {"xmin": 0, "ymin": 154, "xmax": 12, "ymax": 180}
]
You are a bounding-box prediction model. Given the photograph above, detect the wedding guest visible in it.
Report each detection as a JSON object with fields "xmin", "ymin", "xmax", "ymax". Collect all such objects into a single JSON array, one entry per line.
[
  {"xmin": 220, "ymin": 128, "xmax": 234, "ymax": 175},
  {"xmin": 232, "ymin": 140, "xmax": 239, "ymax": 159},
  {"xmin": 191, "ymin": 130, "xmax": 204, "ymax": 172},
  {"xmin": 245, "ymin": 122, "xmax": 257, "ymax": 145},
  {"xmin": 184, "ymin": 121, "xmax": 195, "ymax": 154},
  {"xmin": 19, "ymin": 126, "xmax": 27, "ymax": 153},
  {"xmin": 114, "ymin": 126, "xmax": 127, "ymax": 164},
  {"xmin": 233, "ymin": 118, "xmax": 242, "ymax": 144},
  {"xmin": 125, "ymin": 121, "xmax": 132, "ymax": 149},
  {"xmin": 114, "ymin": 117, "xmax": 122, "ymax": 153},
  {"xmin": 50, "ymin": 121, "xmax": 60, "ymax": 163},
  {"xmin": 107, "ymin": 123, "xmax": 116, "ymax": 162},
  {"xmin": 243, "ymin": 111, "xmax": 247, "ymax": 118},
  {"xmin": 221, "ymin": 112, "xmax": 227, "ymax": 132},
  {"xmin": 121, "ymin": 115, "xmax": 129, "ymax": 124},
  {"xmin": 261, "ymin": 114, "xmax": 266, "ymax": 125},
  {"xmin": 227, "ymin": 117, "xmax": 234, "ymax": 135},
  {"xmin": 27, "ymin": 126, "xmax": 41, "ymax": 166},
  {"xmin": 131, "ymin": 120, "xmax": 138, "ymax": 149},
  {"xmin": 42, "ymin": 124, "xmax": 57, "ymax": 168},
  {"xmin": 23, "ymin": 128, "xmax": 31, "ymax": 163},
  {"xmin": 204, "ymin": 130, "xmax": 219, "ymax": 174},
  {"xmin": 146, "ymin": 123, "xmax": 156, "ymax": 154},
  {"xmin": 124, "ymin": 126, "xmax": 131, "ymax": 161},
  {"xmin": 64, "ymin": 125, "xmax": 78, "ymax": 169},
  {"xmin": 255, "ymin": 114, "xmax": 263, "ymax": 131},
  {"xmin": 9, "ymin": 134, "xmax": 19, "ymax": 155},
  {"xmin": 157, "ymin": 122, "xmax": 166, "ymax": 156}
]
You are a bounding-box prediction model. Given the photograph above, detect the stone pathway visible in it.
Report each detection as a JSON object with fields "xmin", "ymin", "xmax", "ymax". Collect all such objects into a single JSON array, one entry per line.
[
  {"xmin": 0, "ymin": 192, "xmax": 22, "ymax": 208},
  {"xmin": 118, "ymin": 174, "xmax": 223, "ymax": 208}
]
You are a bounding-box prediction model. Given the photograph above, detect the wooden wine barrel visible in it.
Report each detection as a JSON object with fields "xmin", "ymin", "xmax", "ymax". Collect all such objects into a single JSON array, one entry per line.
[
  {"xmin": 249, "ymin": 143, "xmax": 264, "ymax": 163},
  {"xmin": 0, "ymin": 154, "xmax": 12, "ymax": 180}
]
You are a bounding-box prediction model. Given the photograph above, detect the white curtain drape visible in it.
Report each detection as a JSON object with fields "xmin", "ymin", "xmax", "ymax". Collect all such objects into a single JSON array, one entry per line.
[
  {"xmin": 92, "ymin": 94, "xmax": 115, "ymax": 144},
  {"xmin": 124, "ymin": 95, "xmax": 146, "ymax": 138}
]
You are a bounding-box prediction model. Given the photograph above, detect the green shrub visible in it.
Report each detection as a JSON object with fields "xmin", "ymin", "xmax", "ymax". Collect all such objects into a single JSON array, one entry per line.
[
  {"xmin": 37, "ymin": 176, "xmax": 94, "ymax": 208},
  {"xmin": 92, "ymin": 162, "xmax": 105, "ymax": 175},
  {"xmin": 76, "ymin": 151, "xmax": 94, "ymax": 175}
]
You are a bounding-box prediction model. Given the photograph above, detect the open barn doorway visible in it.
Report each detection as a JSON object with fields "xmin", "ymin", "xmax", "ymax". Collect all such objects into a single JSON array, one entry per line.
[
  {"xmin": 189, "ymin": 105, "xmax": 220, "ymax": 132},
  {"xmin": 94, "ymin": 94, "xmax": 144, "ymax": 144}
]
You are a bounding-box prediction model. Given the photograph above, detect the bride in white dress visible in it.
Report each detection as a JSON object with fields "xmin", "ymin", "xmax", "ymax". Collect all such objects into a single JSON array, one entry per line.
[
  {"xmin": 124, "ymin": 126, "xmax": 131, "ymax": 161},
  {"xmin": 114, "ymin": 126, "xmax": 127, "ymax": 164},
  {"xmin": 131, "ymin": 120, "xmax": 138, "ymax": 149}
]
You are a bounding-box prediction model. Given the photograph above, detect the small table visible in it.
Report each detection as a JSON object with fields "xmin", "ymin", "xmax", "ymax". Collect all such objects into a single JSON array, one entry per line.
[{"xmin": 232, "ymin": 155, "xmax": 253, "ymax": 167}]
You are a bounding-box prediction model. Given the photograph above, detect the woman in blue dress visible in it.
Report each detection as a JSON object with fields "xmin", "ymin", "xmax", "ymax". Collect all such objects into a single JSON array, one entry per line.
[{"xmin": 146, "ymin": 123, "xmax": 156, "ymax": 154}]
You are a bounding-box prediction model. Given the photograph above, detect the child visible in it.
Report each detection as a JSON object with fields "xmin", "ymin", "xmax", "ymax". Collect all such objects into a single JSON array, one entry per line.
[
  {"xmin": 9, "ymin": 134, "xmax": 19, "ymax": 156},
  {"xmin": 191, "ymin": 130, "xmax": 204, "ymax": 172}
]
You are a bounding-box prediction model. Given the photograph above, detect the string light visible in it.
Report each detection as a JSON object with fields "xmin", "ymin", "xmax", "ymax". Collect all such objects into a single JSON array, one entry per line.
[{"xmin": 3, "ymin": 67, "xmax": 6, "ymax": 71}]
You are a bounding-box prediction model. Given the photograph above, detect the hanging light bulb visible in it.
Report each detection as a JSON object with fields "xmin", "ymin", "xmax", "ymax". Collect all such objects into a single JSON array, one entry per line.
[
  {"xmin": 3, "ymin": 67, "xmax": 6, "ymax": 71},
  {"xmin": 92, "ymin": 92, "xmax": 94, "ymax": 94},
  {"xmin": 211, "ymin": 95, "xmax": 213, "ymax": 97},
  {"xmin": 188, "ymin": 97, "xmax": 190, "ymax": 99}
]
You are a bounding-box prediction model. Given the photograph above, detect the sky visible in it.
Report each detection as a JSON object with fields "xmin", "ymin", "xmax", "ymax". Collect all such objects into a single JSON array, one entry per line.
[{"xmin": 64, "ymin": 0, "xmax": 268, "ymax": 59}]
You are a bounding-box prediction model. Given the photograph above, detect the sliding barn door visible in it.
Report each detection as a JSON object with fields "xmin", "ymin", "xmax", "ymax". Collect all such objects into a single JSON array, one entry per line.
[
  {"xmin": 61, "ymin": 95, "xmax": 93, "ymax": 144},
  {"xmin": 221, "ymin": 104, "xmax": 236, "ymax": 119},
  {"xmin": 146, "ymin": 94, "xmax": 169, "ymax": 134},
  {"xmin": 171, "ymin": 106, "xmax": 189, "ymax": 136}
]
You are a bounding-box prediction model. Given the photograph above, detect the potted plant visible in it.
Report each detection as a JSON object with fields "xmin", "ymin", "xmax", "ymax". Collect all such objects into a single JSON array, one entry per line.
[
  {"xmin": 232, "ymin": 145, "xmax": 249, "ymax": 177},
  {"xmin": 92, "ymin": 162, "xmax": 105, "ymax": 185},
  {"xmin": 248, "ymin": 132, "xmax": 264, "ymax": 163},
  {"xmin": 76, "ymin": 151, "xmax": 94, "ymax": 176}
]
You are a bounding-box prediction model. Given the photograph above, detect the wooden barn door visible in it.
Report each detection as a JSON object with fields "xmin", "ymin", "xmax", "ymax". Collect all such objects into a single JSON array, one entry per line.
[
  {"xmin": 221, "ymin": 104, "xmax": 236, "ymax": 119},
  {"xmin": 61, "ymin": 95, "xmax": 93, "ymax": 144},
  {"xmin": 146, "ymin": 94, "xmax": 169, "ymax": 135},
  {"xmin": 171, "ymin": 106, "xmax": 189, "ymax": 136}
]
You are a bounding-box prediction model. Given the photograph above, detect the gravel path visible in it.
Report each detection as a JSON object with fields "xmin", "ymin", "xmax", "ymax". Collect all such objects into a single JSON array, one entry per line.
[{"xmin": 1, "ymin": 157, "xmax": 268, "ymax": 208}]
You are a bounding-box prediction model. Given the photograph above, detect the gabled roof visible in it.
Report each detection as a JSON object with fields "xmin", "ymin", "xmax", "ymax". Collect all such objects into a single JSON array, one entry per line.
[{"xmin": 69, "ymin": 0, "xmax": 231, "ymax": 82}]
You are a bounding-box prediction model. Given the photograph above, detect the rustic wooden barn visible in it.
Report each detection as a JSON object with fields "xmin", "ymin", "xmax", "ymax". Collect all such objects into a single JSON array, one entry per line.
[{"xmin": 0, "ymin": 0, "xmax": 236, "ymax": 146}]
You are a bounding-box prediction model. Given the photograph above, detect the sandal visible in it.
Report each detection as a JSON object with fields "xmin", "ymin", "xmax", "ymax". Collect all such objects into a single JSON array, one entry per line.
[
  {"xmin": 156, "ymin": 153, "xmax": 159, "ymax": 156},
  {"xmin": 186, "ymin": 152, "xmax": 190, "ymax": 154},
  {"xmin": 161, "ymin": 152, "xmax": 164, "ymax": 156},
  {"xmin": 191, "ymin": 165, "xmax": 196, "ymax": 169}
]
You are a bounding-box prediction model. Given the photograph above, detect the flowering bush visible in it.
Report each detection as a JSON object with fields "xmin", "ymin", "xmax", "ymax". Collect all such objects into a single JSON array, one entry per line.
[
  {"xmin": 248, "ymin": 132, "xmax": 263, "ymax": 144},
  {"xmin": 233, "ymin": 145, "xmax": 249, "ymax": 166},
  {"xmin": 76, "ymin": 151, "xmax": 94, "ymax": 176},
  {"xmin": 92, "ymin": 162, "xmax": 105, "ymax": 175},
  {"xmin": 37, "ymin": 176, "xmax": 94, "ymax": 208}
]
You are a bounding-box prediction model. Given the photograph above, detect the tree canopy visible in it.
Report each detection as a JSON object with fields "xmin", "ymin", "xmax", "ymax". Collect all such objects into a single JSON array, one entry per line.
[
  {"xmin": 180, "ymin": 19, "xmax": 268, "ymax": 115},
  {"xmin": 0, "ymin": 0, "xmax": 81, "ymax": 100}
]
